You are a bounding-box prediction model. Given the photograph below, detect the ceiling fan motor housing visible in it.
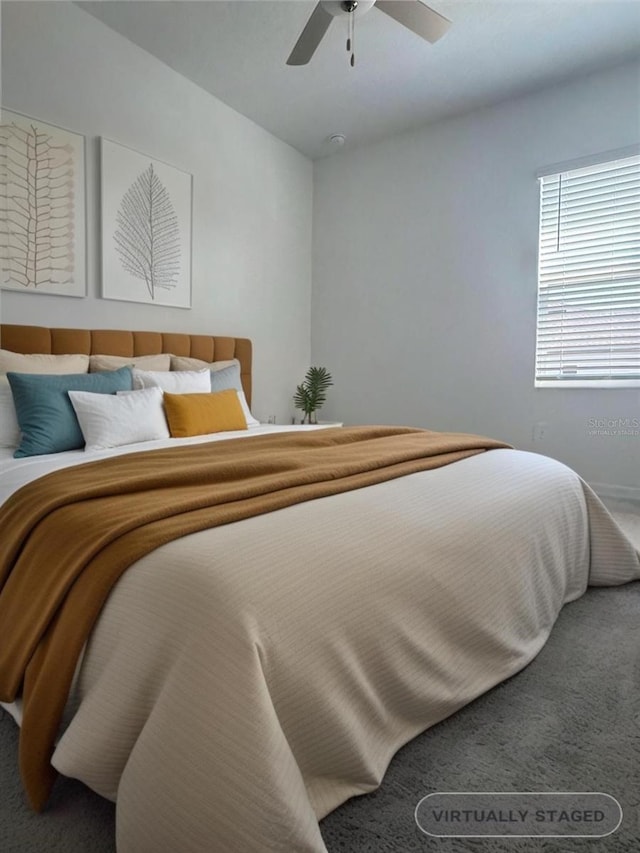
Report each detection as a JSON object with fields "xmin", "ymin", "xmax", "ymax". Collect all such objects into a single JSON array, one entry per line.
[{"xmin": 320, "ymin": 0, "xmax": 376, "ymax": 19}]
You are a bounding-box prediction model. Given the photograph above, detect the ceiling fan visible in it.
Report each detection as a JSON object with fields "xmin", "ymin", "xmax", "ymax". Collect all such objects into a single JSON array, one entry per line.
[{"xmin": 287, "ymin": 0, "xmax": 451, "ymax": 67}]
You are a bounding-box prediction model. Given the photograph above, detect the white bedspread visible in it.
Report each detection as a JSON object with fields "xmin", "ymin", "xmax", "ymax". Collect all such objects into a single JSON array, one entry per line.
[{"xmin": 2, "ymin": 437, "xmax": 638, "ymax": 853}]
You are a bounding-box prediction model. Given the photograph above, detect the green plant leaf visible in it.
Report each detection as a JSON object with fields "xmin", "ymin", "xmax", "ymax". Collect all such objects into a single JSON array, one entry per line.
[{"xmin": 293, "ymin": 366, "xmax": 333, "ymax": 419}]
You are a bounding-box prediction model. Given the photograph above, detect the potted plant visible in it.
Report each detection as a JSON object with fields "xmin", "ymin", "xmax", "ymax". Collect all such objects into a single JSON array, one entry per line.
[{"xmin": 293, "ymin": 367, "xmax": 333, "ymax": 424}]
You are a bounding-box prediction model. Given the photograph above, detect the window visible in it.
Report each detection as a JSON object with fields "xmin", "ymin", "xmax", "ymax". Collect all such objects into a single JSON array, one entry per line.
[{"xmin": 535, "ymin": 151, "xmax": 640, "ymax": 387}]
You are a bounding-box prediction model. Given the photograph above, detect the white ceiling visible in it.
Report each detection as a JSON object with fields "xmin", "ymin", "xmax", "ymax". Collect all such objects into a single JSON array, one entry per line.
[{"xmin": 78, "ymin": 0, "xmax": 640, "ymax": 160}]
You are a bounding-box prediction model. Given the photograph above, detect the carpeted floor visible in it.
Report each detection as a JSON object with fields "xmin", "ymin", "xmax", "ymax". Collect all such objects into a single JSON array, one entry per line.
[
  {"xmin": 1, "ymin": 512, "xmax": 638, "ymax": 853},
  {"xmin": 320, "ymin": 581, "xmax": 640, "ymax": 853}
]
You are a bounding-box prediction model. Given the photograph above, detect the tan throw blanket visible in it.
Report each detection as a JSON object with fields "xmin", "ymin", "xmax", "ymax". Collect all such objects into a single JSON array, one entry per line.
[{"xmin": 0, "ymin": 426, "xmax": 509, "ymax": 810}]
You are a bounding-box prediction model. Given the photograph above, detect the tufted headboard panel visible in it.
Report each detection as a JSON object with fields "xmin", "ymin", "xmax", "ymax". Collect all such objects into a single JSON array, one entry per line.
[{"xmin": 0, "ymin": 324, "xmax": 253, "ymax": 405}]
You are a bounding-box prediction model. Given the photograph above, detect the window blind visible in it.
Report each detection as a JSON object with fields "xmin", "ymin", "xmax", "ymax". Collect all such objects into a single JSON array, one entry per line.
[{"xmin": 535, "ymin": 153, "xmax": 640, "ymax": 387}]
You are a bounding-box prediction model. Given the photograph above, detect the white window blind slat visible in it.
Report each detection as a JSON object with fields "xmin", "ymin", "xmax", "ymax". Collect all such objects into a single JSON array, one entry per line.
[
  {"xmin": 535, "ymin": 152, "xmax": 640, "ymax": 386},
  {"xmin": 540, "ymin": 255, "xmax": 640, "ymax": 272},
  {"xmin": 544, "ymin": 184, "xmax": 640, "ymax": 211},
  {"xmin": 540, "ymin": 218, "xmax": 640, "ymax": 235},
  {"xmin": 543, "ymin": 169, "xmax": 640, "ymax": 192},
  {"xmin": 540, "ymin": 234, "xmax": 640, "ymax": 252}
]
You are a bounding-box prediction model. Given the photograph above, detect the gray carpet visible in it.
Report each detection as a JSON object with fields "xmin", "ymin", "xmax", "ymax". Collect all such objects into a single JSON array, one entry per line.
[{"xmin": 1, "ymin": 583, "xmax": 638, "ymax": 853}]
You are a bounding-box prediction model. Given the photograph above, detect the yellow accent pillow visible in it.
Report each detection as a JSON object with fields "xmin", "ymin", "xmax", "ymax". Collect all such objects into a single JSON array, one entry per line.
[{"xmin": 163, "ymin": 389, "xmax": 248, "ymax": 438}]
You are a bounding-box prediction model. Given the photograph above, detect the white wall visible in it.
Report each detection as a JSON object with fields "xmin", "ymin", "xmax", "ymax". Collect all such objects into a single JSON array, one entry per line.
[
  {"xmin": 1, "ymin": 1, "xmax": 312, "ymax": 423},
  {"xmin": 312, "ymin": 61, "xmax": 640, "ymax": 493}
]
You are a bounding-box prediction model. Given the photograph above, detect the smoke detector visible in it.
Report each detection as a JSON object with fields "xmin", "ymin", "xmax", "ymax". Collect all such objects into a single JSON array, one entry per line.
[{"xmin": 327, "ymin": 133, "xmax": 346, "ymax": 148}]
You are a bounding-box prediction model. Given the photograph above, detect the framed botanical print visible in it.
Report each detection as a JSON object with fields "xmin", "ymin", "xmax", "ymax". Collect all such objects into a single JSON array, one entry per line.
[
  {"xmin": 0, "ymin": 109, "xmax": 86, "ymax": 297},
  {"xmin": 100, "ymin": 138, "xmax": 192, "ymax": 308}
]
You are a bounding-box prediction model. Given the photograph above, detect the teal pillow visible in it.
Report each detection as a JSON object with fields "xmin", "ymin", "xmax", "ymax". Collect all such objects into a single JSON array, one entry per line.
[{"xmin": 7, "ymin": 367, "xmax": 133, "ymax": 458}]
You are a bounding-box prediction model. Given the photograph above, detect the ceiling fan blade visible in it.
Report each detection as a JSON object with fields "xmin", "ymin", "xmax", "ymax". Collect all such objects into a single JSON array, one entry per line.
[
  {"xmin": 375, "ymin": 1, "xmax": 451, "ymax": 44},
  {"xmin": 287, "ymin": 3, "xmax": 334, "ymax": 66}
]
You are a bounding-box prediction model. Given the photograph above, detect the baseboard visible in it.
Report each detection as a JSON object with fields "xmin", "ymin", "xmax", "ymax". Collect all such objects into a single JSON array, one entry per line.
[{"xmin": 590, "ymin": 482, "xmax": 640, "ymax": 505}]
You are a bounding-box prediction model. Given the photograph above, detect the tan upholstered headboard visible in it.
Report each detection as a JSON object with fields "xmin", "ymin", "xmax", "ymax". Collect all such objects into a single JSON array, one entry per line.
[{"xmin": 0, "ymin": 324, "xmax": 252, "ymax": 406}]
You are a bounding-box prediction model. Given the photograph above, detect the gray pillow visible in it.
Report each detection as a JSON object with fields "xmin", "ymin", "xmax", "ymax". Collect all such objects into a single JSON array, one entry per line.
[{"xmin": 210, "ymin": 364, "xmax": 258, "ymax": 427}]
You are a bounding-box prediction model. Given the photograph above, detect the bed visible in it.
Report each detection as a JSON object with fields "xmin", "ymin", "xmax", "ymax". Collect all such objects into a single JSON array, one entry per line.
[{"xmin": 0, "ymin": 323, "xmax": 638, "ymax": 853}]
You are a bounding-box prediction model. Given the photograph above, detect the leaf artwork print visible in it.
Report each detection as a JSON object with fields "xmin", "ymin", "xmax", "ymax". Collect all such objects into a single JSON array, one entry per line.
[
  {"xmin": 114, "ymin": 163, "xmax": 181, "ymax": 300},
  {"xmin": 0, "ymin": 121, "xmax": 75, "ymax": 288}
]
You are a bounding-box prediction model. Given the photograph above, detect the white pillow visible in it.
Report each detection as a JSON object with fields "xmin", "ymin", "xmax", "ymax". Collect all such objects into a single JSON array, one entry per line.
[
  {"xmin": 132, "ymin": 368, "xmax": 211, "ymax": 393},
  {"xmin": 233, "ymin": 390, "xmax": 259, "ymax": 428},
  {"xmin": 89, "ymin": 353, "xmax": 171, "ymax": 373},
  {"xmin": 0, "ymin": 349, "xmax": 89, "ymax": 374},
  {"xmin": 0, "ymin": 378, "xmax": 20, "ymax": 448},
  {"xmin": 68, "ymin": 386, "xmax": 169, "ymax": 451}
]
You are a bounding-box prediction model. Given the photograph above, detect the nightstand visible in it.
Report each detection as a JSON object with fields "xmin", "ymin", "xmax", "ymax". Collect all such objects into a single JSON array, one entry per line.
[{"xmin": 289, "ymin": 421, "xmax": 343, "ymax": 428}]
